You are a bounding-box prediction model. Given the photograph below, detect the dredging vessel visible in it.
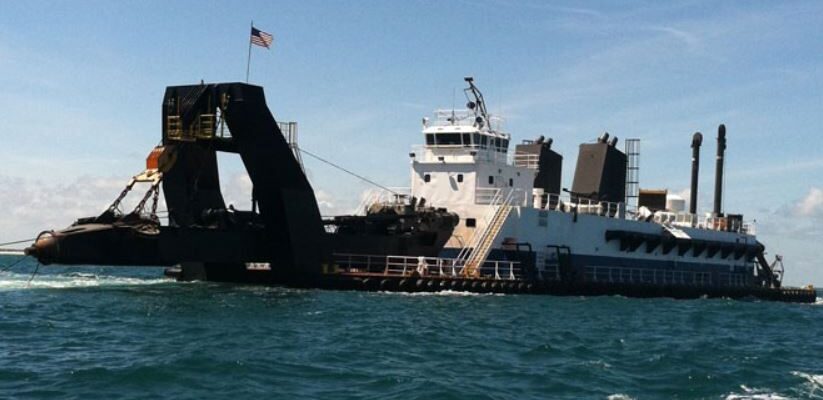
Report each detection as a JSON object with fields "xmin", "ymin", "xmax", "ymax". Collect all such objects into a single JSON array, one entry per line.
[{"xmin": 24, "ymin": 79, "xmax": 816, "ymax": 302}]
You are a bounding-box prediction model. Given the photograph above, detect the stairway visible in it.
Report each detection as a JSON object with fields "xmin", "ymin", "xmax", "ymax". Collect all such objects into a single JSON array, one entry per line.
[{"xmin": 460, "ymin": 190, "xmax": 515, "ymax": 277}]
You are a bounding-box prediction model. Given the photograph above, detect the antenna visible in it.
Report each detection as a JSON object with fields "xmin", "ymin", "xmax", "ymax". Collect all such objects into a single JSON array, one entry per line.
[
  {"xmin": 463, "ymin": 76, "xmax": 489, "ymax": 128},
  {"xmin": 451, "ymin": 88, "xmax": 456, "ymax": 125}
]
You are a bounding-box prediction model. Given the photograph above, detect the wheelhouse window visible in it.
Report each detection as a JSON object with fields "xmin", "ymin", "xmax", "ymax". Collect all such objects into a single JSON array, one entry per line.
[
  {"xmin": 426, "ymin": 134, "xmax": 435, "ymax": 145},
  {"xmin": 493, "ymin": 138, "xmax": 502, "ymax": 151},
  {"xmin": 436, "ymin": 133, "xmax": 462, "ymax": 146},
  {"xmin": 462, "ymin": 133, "xmax": 471, "ymax": 146}
]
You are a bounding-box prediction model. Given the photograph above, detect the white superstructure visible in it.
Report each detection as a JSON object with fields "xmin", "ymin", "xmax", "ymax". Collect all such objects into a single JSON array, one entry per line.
[{"xmin": 404, "ymin": 77, "xmax": 765, "ymax": 287}]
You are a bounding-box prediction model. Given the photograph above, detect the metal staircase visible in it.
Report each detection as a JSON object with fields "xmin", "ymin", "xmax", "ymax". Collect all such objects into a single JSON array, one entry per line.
[{"xmin": 457, "ymin": 189, "xmax": 515, "ymax": 277}]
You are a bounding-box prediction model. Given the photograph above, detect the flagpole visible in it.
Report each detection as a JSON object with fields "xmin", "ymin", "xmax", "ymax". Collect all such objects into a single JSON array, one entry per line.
[{"xmin": 245, "ymin": 20, "xmax": 253, "ymax": 83}]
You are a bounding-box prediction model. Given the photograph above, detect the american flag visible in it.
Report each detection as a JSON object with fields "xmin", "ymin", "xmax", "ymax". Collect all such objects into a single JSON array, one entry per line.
[{"xmin": 250, "ymin": 27, "xmax": 273, "ymax": 49}]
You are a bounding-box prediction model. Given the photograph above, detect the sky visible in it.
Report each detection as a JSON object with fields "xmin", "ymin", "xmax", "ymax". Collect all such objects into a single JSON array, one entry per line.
[{"xmin": 0, "ymin": 1, "xmax": 822, "ymax": 285}]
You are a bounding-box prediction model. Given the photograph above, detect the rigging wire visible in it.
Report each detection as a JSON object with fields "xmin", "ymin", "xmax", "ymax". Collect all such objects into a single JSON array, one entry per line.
[
  {"xmin": 0, "ymin": 255, "xmax": 29, "ymax": 273},
  {"xmin": 0, "ymin": 238, "xmax": 36, "ymax": 247},
  {"xmin": 298, "ymin": 148, "xmax": 398, "ymax": 195},
  {"xmin": 27, "ymin": 262, "xmax": 41, "ymax": 286}
]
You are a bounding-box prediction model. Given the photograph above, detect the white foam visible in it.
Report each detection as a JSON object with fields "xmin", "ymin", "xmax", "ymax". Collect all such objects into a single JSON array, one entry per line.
[
  {"xmin": 725, "ymin": 384, "xmax": 790, "ymax": 400},
  {"xmin": 792, "ymin": 371, "xmax": 823, "ymax": 395},
  {"xmin": 0, "ymin": 271, "xmax": 172, "ymax": 290},
  {"xmin": 376, "ymin": 289, "xmax": 504, "ymax": 297},
  {"xmin": 607, "ymin": 395, "xmax": 635, "ymax": 400}
]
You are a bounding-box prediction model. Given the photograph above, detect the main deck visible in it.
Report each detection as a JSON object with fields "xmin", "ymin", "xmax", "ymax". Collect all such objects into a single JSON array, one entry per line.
[{"xmin": 259, "ymin": 253, "xmax": 818, "ymax": 303}]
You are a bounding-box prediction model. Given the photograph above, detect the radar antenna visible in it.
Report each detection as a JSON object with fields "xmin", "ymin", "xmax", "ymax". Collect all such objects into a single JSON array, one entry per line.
[{"xmin": 463, "ymin": 77, "xmax": 490, "ymax": 129}]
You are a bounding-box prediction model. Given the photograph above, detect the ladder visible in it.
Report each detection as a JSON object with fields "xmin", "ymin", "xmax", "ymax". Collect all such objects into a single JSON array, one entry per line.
[
  {"xmin": 458, "ymin": 189, "xmax": 515, "ymax": 277},
  {"xmin": 624, "ymin": 138, "xmax": 640, "ymax": 213},
  {"xmin": 454, "ymin": 189, "xmax": 504, "ymax": 264}
]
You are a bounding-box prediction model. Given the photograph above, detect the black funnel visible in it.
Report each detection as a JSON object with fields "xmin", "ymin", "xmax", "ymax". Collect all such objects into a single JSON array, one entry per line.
[
  {"xmin": 714, "ymin": 124, "xmax": 727, "ymax": 216},
  {"xmin": 690, "ymin": 132, "xmax": 703, "ymax": 215}
]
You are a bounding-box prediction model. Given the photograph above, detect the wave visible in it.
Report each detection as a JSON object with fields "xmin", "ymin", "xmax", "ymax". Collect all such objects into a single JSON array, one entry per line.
[
  {"xmin": 0, "ymin": 271, "xmax": 172, "ymax": 290},
  {"xmin": 725, "ymin": 385, "xmax": 790, "ymax": 400},
  {"xmin": 792, "ymin": 371, "xmax": 823, "ymax": 396},
  {"xmin": 376, "ymin": 289, "xmax": 504, "ymax": 297}
]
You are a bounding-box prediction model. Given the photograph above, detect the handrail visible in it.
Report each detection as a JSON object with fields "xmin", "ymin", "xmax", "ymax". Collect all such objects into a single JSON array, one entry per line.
[
  {"xmin": 537, "ymin": 191, "xmax": 755, "ymax": 234},
  {"xmin": 460, "ymin": 188, "xmax": 515, "ymax": 276},
  {"xmin": 331, "ymin": 253, "xmax": 522, "ymax": 280},
  {"xmin": 350, "ymin": 187, "xmax": 412, "ymax": 215},
  {"xmin": 538, "ymin": 192, "xmax": 625, "ymax": 218},
  {"xmin": 454, "ymin": 188, "xmax": 504, "ymax": 265}
]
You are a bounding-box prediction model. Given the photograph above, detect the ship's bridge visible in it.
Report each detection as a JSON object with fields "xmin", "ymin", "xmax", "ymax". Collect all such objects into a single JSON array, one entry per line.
[
  {"xmin": 410, "ymin": 107, "xmax": 534, "ymax": 241},
  {"xmin": 416, "ymin": 109, "xmax": 511, "ymax": 164}
]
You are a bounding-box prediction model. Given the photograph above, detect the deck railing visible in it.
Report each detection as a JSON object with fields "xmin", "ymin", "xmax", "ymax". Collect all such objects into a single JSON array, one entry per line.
[
  {"xmin": 475, "ymin": 187, "xmax": 529, "ymax": 206},
  {"xmin": 332, "ymin": 253, "xmax": 522, "ymax": 280},
  {"xmin": 534, "ymin": 192, "xmax": 755, "ymax": 235},
  {"xmin": 535, "ymin": 193, "xmax": 626, "ymax": 219}
]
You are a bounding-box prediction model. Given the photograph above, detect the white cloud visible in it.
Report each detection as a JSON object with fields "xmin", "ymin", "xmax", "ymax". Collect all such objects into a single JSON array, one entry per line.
[
  {"xmin": 315, "ymin": 189, "xmax": 342, "ymax": 217},
  {"xmin": 796, "ymin": 187, "xmax": 823, "ymax": 217},
  {"xmin": 220, "ymin": 172, "xmax": 253, "ymax": 209},
  {"xmin": 0, "ymin": 175, "xmax": 134, "ymax": 244},
  {"xmin": 648, "ymin": 26, "xmax": 701, "ymax": 50},
  {"xmin": 0, "ymin": 171, "xmax": 362, "ymax": 246}
]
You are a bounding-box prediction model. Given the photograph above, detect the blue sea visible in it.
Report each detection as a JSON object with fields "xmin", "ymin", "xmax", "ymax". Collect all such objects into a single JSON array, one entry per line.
[{"xmin": 0, "ymin": 255, "xmax": 821, "ymax": 399}]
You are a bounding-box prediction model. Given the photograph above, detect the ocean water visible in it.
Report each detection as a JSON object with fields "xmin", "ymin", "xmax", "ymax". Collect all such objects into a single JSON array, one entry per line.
[{"xmin": 0, "ymin": 255, "xmax": 821, "ymax": 399}]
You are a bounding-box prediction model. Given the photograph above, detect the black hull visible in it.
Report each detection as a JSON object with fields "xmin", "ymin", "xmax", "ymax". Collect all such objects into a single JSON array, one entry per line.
[{"xmin": 159, "ymin": 267, "xmax": 816, "ymax": 303}]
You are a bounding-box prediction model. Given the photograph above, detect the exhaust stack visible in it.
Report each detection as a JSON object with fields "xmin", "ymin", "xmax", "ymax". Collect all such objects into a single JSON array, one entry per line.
[
  {"xmin": 690, "ymin": 132, "xmax": 703, "ymax": 215},
  {"xmin": 714, "ymin": 124, "xmax": 726, "ymax": 216}
]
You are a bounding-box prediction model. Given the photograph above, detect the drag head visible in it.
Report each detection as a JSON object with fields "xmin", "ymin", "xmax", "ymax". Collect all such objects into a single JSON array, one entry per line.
[{"xmin": 24, "ymin": 231, "xmax": 60, "ymax": 265}]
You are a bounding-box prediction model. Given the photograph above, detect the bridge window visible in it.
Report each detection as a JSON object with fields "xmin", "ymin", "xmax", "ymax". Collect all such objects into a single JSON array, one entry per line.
[
  {"xmin": 473, "ymin": 133, "xmax": 481, "ymax": 147},
  {"xmin": 480, "ymin": 135, "xmax": 488, "ymax": 148},
  {"xmin": 424, "ymin": 174, "xmax": 431, "ymax": 183},
  {"xmin": 437, "ymin": 133, "xmax": 462, "ymax": 145},
  {"xmin": 462, "ymin": 133, "xmax": 471, "ymax": 145},
  {"xmin": 426, "ymin": 134, "xmax": 435, "ymax": 145}
]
